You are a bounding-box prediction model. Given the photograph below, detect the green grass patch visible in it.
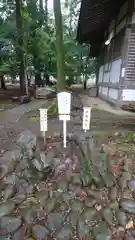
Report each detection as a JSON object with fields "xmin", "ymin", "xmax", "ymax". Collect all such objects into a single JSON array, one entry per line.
[
  {"xmin": 48, "ymin": 99, "xmax": 58, "ymax": 116},
  {"xmin": 30, "ymin": 99, "xmax": 58, "ymax": 122},
  {"xmin": 93, "ymin": 130, "xmax": 108, "ymax": 138},
  {"xmin": 30, "ymin": 116, "xmax": 40, "ymax": 122}
]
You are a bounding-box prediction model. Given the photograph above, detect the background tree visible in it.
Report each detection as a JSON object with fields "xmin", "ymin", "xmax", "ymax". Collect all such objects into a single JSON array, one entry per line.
[
  {"xmin": 15, "ymin": 0, "xmax": 25, "ymax": 94},
  {"xmin": 0, "ymin": 0, "xmax": 96, "ymax": 93},
  {"xmin": 53, "ymin": 0, "xmax": 66, "ymax": 92}
]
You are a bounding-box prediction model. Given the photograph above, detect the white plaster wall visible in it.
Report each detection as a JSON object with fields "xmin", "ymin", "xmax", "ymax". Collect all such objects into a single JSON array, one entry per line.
[
  {"xmin": 110, "ymin": 58, "xmax": 122, "ymax": 83},
  {"xmin": 98, "ymin": 66, "xmax": 103, "ymax": 82},
  {"xmin": 103, "ymin": 72, "xmax": 110, "ymax": 82},
  {"xmin": 122, "ymin": 89, "xmax": 135, "ymax": 101},
  {"xmin": 108, "ymin": 88, "xmax": 119, "ymax": 99},
  {"xmin": 102, "ymin": 87, "xmax": 108, "ymax": 96},
  {"xmin": 99, "ymin": 86, "xmax": 102, "ymax": 93},
  {"xmin": 132, "ymin": 12, "xmax": 135, "ymax": 23}
]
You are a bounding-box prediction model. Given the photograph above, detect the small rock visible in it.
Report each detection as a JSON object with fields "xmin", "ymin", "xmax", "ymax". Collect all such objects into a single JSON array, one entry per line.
[
  {"xmin": 130, "ymin": 229, "xmax": 135, "ymax": 237},
  {"xmin": 36, "ymin": 190, "xmax": 48, "ymax": 206},
  {"xmin": 5, "ymin": 173, "xmax": 18, "ymax": 185},
  {"xmin": 92, "ymin": 171, "xmax": 104, "ymax": 188},
  {"xmin": 119, "ymin": 172, "xmax": 131, "ymax": 190},
  {"xmin": 19, "ymin": 205, "xmax": 37, "ymax": 222},
  {"xmin": 3, "ymin": 184, "xmax": 16, "ymax": 200},
  {"xmin": 45, "ymin": 198, "xmax": 56, "ymax": 212},
  {"xmin": 55, "ymin": 224, "xmax": 72, "ymax": 239},
  {"xmin": 86, "ymin": 189, "xmax": 101, "ymax": 200},
  {"xmin": 122, "ymin": 189, "xmax": 132, "ymax": 199},
  {"xmin": 55, "ymin": 164, "xmax": 66, "ymax": 176},
  {"xmin": 93, "ymin": 221, "xmax": 112, "ymax": 240},
  {"xmin": 57, "ymin": 181, "xmax": 68, "ymax": 192},
  {"xmin": 103, "ymin": 174, "xmax": 114, "ymax": 188},
  {"xmin": 63, "ymin": 191, "xmax": 75, "ymax": 202},
  {"xmin": 78, "ymin": 220, "xmax": 91, "ymax": 239},
  {"xmin": 12, "ymin": 226, "xmax": 25, "ymax": 240},
  {"xmin": 124, "ymin": 232, "xmax": 135, "ymax": 240},
  {"xmin": 0, "ymin": 236, "xmax": 11, "ymax": 239},
  {"xmin": 72, "ymin": 175, "xmax": 82, "ymax": 185},
  {"xmin": 69, "ymin": 184, "xmax": 78, "ymax": 192},
  {"xmin": 102, "ymin": 208, "xmax": 113, "ymax": 225},
  {"xmin": 0, "ymin": 149, "xmax": 5, "ymax": 154},
  {"xmin": 129, "ymin": 180, "xmax": 135, "ymax": 192},
  {"xmin": 117, "ymin": 211, "xmax": 128, "ymax": 227},
  {"xmin": 20, "ymin": 95, "xmax": 31, "ymax": 104},
  {"xmin": 84, "ymin": 208, "xmax": 99, "ymax": 223},
  {"xmin": 23, "ymin": 183, "xmax": 34, "ymax": 196},
  {"xmin": 85, "ymin": 197, "xmax": 97, "ymax": 208},
  {"xmin": 32, "ymin": 224, "xmax": 50, "ymax": 239},
  {"xmin": 47, "ymin": 213, "xmax": 65, "ymax": 230},
  {"xmin": 0, "ymin": 201, "xmax": 15, "ymax": 218},
  {"xmin": 51, "ymin": 158, "xmax": 61, "ymax": 168},
  {"xmin": 126, "ymin": 220, "xmax": 134, "ymax": 229},
  {"xmin": 13, "ymin": 193, "xmax": 26, "ymax": 205},
  {"xmin": 114, "ymin": 132, "xmax": 120, "ymax": 137},
  {"xmin": 0, "ymin": 165, "xmax": 8, "ymax": 180},
  {"xmin": 116, "ymin": 226, "xmax": 125, "ymax": 239},
  {"xmin": 0, "ymin": 216, "xmax": 22, "ymax": 235},
  {"xmin": 58, "ymin": 202, "xmax": 68, "ymax": 212},
  {"xmin": 95, "ymin": 203, "xmax": 102, "ymax": 211},
  {"xmin": 69, "ymin": 212, "xmax": 79, "ymax": 227},
  {"xmin": 70, "ymin": 200, "xmax": 83, "ymax": 213},
  {"xmin": 109, "ymin": 201, "xmax": 119, "ymax": 211},
  {"xmin": 109, "ymin": 186, "xmax": 118, "ymax": 201},
  {"xmin": 120, "ymin": 199, "xmax": 135, "ymax": 214},
  {"xmin": 17, "ymin": 130, "xmax": 36, "ymax": 147}
]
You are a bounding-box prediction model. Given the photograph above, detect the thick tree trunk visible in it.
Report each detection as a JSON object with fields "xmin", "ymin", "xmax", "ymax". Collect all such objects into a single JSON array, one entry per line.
[
  {"xmin": 39, "ymin": 0, "xmax": 44, "ymax": 26},
  {"xmin": 0, "ymin": 76, "xmax": 6, "ymax": 89},
  {"xmin": 45, "ymin": 0, "xmax": 48, "ymax": 26},
  {"xmin": 15, "ymin": 0, "xmax": 25, "ymax": 95},
  {"xmin": 84, "ymin": 79, "xmax": 87, "ymax": 90},
  {"xmin": 53, "ymin": 0, "xmax": 66, "ymax": 92},
  {"xmin": 35, "ymin": 73, "xmax": 42, "ymax": 87}
]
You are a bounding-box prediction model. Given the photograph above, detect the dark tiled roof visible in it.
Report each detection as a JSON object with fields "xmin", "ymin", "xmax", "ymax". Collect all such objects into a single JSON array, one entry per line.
[{"xmin": 76, "ymin": 0, "xmax": 126, "ymax": 56}]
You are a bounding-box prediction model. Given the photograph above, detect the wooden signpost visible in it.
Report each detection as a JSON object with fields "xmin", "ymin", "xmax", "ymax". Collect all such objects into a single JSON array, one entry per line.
[
  {"xmin": 57, "ymin": 92, "xmax": 71, "ymax": 148},
  {"xmin": 39, "ymin": 108, "xmax": 48, "ymax": 147},
  {"xmin": 82, "ymin": 107, "xmax": 92, "ymax": 132}
]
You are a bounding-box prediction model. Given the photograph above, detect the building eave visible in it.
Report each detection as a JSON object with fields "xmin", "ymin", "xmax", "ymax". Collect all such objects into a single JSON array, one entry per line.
[{"xmin": 76, "ymin": 0, "xmax": 127, "ymax": 56}]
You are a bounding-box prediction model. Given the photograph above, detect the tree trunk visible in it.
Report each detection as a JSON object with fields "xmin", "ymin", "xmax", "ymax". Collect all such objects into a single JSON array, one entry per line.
[
  {"xmin": 0, "ymin": 76, "xmax": 6, "ymax": 89},
  {"xmin": 53, "ymin": 0, "xmax": 66, "ymax": 92},
  {"xmin": 84, "ymin": 56, "xmax": 89, "ymax": 90},
  {"xmin": 84, "ymin": 78, "xmax": 87, "ymax": 90},
  {"xmin": 15, "ymin": 0, "xmax": 25, "ymax": 95},
  {"xmin": 35, "ymin": 73, "xmax": 42, "ymax": 87},
  {"xmin": 39, "ymin": 0, "xmax": 44, "ymax": 26},
  {"xmin": 45, "ymin": 0, "xmax": 48, "ymax": 26}
]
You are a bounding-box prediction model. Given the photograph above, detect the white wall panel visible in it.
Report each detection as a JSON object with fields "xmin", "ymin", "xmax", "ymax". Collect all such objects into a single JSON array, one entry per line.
[
  {"xmin": 122, "ymin": 89, "xmax": 135, "ymax": 101},
  {"xmin": 110, "ymin": 58, "xmax": 122, "ymax": 83},
  {"xmin": 99, "ymin": 86, "xmax": 102, "ymax": 93},
  {"xmin": 103, "ymin": 72, "xmax": 110, "ymax": 82},
  {"xmin": 108, "ymin": 88, "xmax": 119, "ymax": 99},
  {"xmin": 98, "ymin": 66, "xmax": 103, "ymax": 82},
  {"xmin": 102, "ymin": 87, "xmax": 108, "ymax": 96}
]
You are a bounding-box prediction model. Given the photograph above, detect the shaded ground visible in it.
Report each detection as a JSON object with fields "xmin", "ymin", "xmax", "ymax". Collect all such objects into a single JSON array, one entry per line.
[{"xmin": 1, "ymin": 92, "xmax": 135, "ymax": 239}]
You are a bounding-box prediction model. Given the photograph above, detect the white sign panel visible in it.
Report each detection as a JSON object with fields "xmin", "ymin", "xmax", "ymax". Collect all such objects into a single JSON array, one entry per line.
[
  {"xmin": 82, "ymin": 107, "xmax": 92, "ymax": 131},
  {"xmin": 59, "ymin": 114, "xmax": 70, "ymax": 121},
  {"xmin": 57, "ymin": 92, "xmax": 71, "ymax": 115},
  {"xmin": 121, "ymin": 67, "xmax": 125, "ymax": 78},
  {"xmin": 39, "ymin": 109, "xmax": 48, "ymax": 131}
]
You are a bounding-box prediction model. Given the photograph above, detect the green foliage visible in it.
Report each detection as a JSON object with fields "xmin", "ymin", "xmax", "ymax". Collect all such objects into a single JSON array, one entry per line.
[
  {"xmin": 0, "ymin": 0, "xmax": 96, "ymax": 87},
  {"xmin": 48, "ymin": 99, "xmax": 58, "ymax": 115}
]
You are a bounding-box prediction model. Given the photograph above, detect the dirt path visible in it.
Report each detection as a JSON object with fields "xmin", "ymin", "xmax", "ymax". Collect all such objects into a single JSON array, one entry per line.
[
  {"xmin": 1, "ymin": 93, "xmax": 135, "ymax": 239},
  {"xmin": 0, "ymin": 93, "xmax": 135, "ymax": 153}
]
